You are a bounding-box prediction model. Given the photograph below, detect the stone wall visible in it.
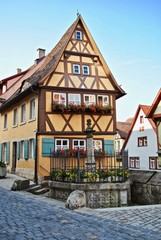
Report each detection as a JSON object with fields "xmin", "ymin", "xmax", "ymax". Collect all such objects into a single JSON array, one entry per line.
[
  {"xmin": 49, "ymin": 181, "xmax": 131, "ymax": 208},
  {"xmin": 130, "ymin": 171, "xmax": 161, "ymax": 205}
]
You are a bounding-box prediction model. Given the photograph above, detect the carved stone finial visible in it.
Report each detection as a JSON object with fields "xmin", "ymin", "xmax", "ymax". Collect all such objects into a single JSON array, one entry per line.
[
  {"xmin": 84, "ymin": 119, "xmax": 95, "ymax": 138},
  {"xmin": 77, "ymin": 10, "xmax": 80, "ymax": 17}
]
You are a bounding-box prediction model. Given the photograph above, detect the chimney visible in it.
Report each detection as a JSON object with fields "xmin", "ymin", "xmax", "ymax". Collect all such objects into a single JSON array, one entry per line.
[
  {"xmin": 37, "ymin": 48, "xmax": 46, "ymax": 59},
  {"xmin": 17, "ymin": 68, "xmax": 22, "ymax": 74}
]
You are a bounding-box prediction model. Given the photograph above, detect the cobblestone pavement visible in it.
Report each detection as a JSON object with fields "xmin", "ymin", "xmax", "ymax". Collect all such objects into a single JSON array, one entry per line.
[{"xmin": 1, "ymin": 175, "xmax": 161, "ymax": 239}]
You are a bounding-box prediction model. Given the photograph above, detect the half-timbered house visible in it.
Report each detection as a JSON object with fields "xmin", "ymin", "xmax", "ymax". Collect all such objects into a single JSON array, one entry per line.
[{"xmin": 0, "ymin": 15, "xmax": 125, "ymax": 181}]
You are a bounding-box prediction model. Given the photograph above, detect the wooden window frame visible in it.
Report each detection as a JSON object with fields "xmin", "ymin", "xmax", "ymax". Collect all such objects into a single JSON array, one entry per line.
[
  {"xmin": 97, "ymin": 95, "xmax": 109, "ymax": 106},
  {"xmin": 84, "ymin": 94, "xmax": 96, "ymax": 106},
  {"xmin": 13, "ymin": 108, "xmax": 18, "ymax": 127},
  {"xmin": 55, "ymin": 139, "xmax": 69, "ymax": 151},
  {"xmin": 20, "ymin": 103, "xmax": 26, "ymax": 124},
  {"xmin": 53, "ymin": 92, "xmax": 66, "ymax": 105},
  {"xmin": 73, "ymin": 139, "xmax": 86, "ymax": 150},
  {"xmin": 73, "ymin": 64, "xmax": 80, "ymax": 74},
  {"xmin": 75, "ymin": 30, "xmax": 82, "ymax": 40},
  {"xmin": 149, "ymin": 157, "xmax": 157, "ymax": 169},
  {"xmin": 29, "ymin": 98, "xmax": 35, "ymax": 121},
  {"xmin": 68, "ymin": 93, "xmax": 81, "ymax": 105},
  {"xmin": 82, "ymin": 65, "xmax": 89, "ymax": 75},
  {"xmin": 3, "ymin": 113, "xmax": 8, "ymax": 130},
  {"xmin": 138, "ymin": 136, "xmax": 147, "ymax": 147},
  {"xmin": 130, "ymin": 157, "xmax": 140, "ymax": 169}
]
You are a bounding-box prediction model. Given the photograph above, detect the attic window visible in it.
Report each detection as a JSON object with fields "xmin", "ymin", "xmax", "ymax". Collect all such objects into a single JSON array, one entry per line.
[
  {"xmin": 75, "ymin": 31, "xmax": 82, "ymax": 40},
  {"xmin": 73, "ymin": 64, "xmax": 80, "ymax": 74}
]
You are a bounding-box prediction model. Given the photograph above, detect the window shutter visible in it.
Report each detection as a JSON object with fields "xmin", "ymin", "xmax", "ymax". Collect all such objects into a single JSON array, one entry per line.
[
  {"xmin": 0, "ymin": 143, "xmax": 2, "ymax": 161},
  {"xmin": 24, "ymin": 140, "xmax": 29, "ymax": 160},
  {"xmin": 33, "ymin": 138, "xmax": 36, "ymax": 159},
  {"xmin": 6, "ymin": 142, "xmax": 10, "ymax": 164},
  {"xmin": 104, "ymin": 140, "xmax": 114, "ymax": 156},
  {"xmin": 42, "ymin": 138, "xmax": 54, "ymax": 157},
  {"xmin": 17, "ymin": 142, "xmax": 20, "ymax": 160}
]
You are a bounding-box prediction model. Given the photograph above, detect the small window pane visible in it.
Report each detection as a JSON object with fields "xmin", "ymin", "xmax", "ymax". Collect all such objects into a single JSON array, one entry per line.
[
  {"xmin": 75, "ymin": 31, "xmax": 82, "ymax": 40},
  {"xmin": 73, "ymin": 64, "xmax": 80, "ymax": 74}
]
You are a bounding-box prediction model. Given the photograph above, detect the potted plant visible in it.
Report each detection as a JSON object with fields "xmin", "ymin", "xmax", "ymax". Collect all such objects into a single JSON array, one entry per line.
[{"xmin": 0, "ymin": 161, "xmax": 7, "ymax": 177}]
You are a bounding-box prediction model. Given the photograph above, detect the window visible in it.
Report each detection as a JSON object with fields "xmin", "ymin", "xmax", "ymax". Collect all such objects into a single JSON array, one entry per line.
[
  {"xmin": 68, "ymin": 94, "xmax": 81, "ymax": 105},
  {"xmin": 73, "ymin": 64, "xmax": 80, "ymax": 74},
  {"xmin": 13, "ymin": 108, "xmax": 18, "ymax": 126},
  {"xmin": 2, "ymin": 84, "xmax": 7, "ymax": 93},
  {"xmin": 53, "ymin": 93, "xmax": 66, "ymax": 105},
  {"xmin": 21, "ymin": 104, "xmax": 26, "ymax": 123},
  {"xmin": 20, "ymin": 141, "xmax": 24, "ymax": 158},
  {"xmin": 55, "ymin": 139, "xmax": 69, "ymax": 151},
  {"xmin": 97, "ymin": 95, "xmax": 109, "ymax": 106},
  {"xmin": 138, "ymin": 137, "xmax": 147, "ymax": 147},
  {"xmin": 29, "ymin": 98, "xmax": 35, "ymax": 120},
  {"xmin": 75, "ymin": 31, "xmax": 82, "ymax": 40},
  {"xmin": 140, "ymin": 116, "xmax": 144, "ymax": 123},
  {"xmin": 84, "ymin": 94, "xmax": 95, "ymax": 106},
  {"xmin": 129, "ymin": 157, "xmax": 140, "ymax": 169},
  {"xmin": 93, "ymin": 140, "xmax": 102, "ymax": 150},
  {"xmin": 82, "ymin": 65, "xmax": 89, "ymax": 75},
  {"xmin": 73, "ymin": 139, "xmax": 86, "ymax": 149},
  {"xmin": 2, "ymin": 143, "xmax": 7, "ymax": 163},
  {"xmin": 29, "ymin": 139, "xmax": 34, "ymax": 159},
  {"xmin": 149, "ymin": 157, "xmax": 157, "ymax": 169},
  {"xmin": 4, "ymin": 113, "xmax": 7, "ymax": 129}
]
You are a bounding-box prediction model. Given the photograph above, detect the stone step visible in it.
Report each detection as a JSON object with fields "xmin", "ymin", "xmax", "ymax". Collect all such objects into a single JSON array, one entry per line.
[
  {"xmin": 33, "ymin": 188, "xmax": 50, "ymax": 195},
  {"xmin": 27, "ymin": 185, "xmax": 41, "ymax": 193}
]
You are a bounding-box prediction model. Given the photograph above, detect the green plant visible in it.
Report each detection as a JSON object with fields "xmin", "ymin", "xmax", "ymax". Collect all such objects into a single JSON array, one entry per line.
[
  {"xmin": 0, "ymin": 161, "xmax": 6, "ymax": 167},
  {"xmin": 84, "ymin": 172, "xmax": 99, "ymax": 181}
]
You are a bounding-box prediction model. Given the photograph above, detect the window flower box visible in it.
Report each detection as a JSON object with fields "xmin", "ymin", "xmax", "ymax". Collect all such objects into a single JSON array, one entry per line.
[{"xmin": 52, "ymin": 102, "xmax": 112, "ymax": 114}]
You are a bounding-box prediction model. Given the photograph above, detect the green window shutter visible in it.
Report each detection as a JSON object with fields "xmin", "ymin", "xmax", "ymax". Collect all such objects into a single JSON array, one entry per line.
[
  {"xmin": 24, "ymin": 140, "xmax": 29, "ymax": 160},
  {"xmin": 17, "ymin": 142, "xmax": 20, "ymax": 160},
  {"xmin": 0, "ymin": 143, "xmax": 2, "ymax": 161},
  {"xmin": 104, "ymin": 140, "xmax": 114, "ymax": 156},
  {"xmin": 33, "ymin": 138, "xmax": 36, "ymax": 159},
  {"xmin": 6, "ymin": 142, "xmax": 10, "ymax": 164},
  {"xmin": 42, "ymin": 138, "xmax": 54, "ymax": 157}
]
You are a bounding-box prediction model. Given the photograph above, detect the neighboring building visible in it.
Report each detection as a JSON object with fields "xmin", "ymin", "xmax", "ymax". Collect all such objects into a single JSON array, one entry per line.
[
  {"xmin": 0, "ymin": 15, "xmax": 125, "ymax": 181},
  {"xmin": 122, "ymin": 105, "xmax": 158, "ymax": 170},
  {"xmin": 115, "ymin": 120, "xmax": 132, "ymax": 160},
  {"xmin": 147, "ymin": 88, "xmax": 161, "ymax": 168}
]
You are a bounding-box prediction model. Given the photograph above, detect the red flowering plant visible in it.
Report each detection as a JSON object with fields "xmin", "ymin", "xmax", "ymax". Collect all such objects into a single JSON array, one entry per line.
[
  {"xmin": 96, "ymin": 104, "xmax": 112, "ymax": 114},
  {"xmin": 94, "ymin": 149, "xmax": 105, "ymax": 158},
  {"xmin": 53, "ymin": 101, "xmax": 66, "ymax": 112},
  {"xmin": 53, "ymin": 101, "xmax": 112, "ymax": 114},
  {"xmin": 85, "ymin": 104, "xmax": 97, "ymax": 113}
]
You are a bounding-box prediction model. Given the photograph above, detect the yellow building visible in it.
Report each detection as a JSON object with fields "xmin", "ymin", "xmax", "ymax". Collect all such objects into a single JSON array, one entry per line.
[{"xmin": 0, "ymin": 15, "xmax": 125, "ymax": 181}]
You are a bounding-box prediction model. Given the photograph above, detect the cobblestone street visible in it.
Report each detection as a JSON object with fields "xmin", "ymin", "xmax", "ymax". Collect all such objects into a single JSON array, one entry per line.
[{"xmin": 0, "ymin": 182, "xmax": 161, "ymax": 240}]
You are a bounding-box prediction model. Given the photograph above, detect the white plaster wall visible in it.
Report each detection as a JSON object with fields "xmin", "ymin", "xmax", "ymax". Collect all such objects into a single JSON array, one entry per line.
[{"xmin": 125, "ymin": 109, "xmax": 158, "ymax": 170}]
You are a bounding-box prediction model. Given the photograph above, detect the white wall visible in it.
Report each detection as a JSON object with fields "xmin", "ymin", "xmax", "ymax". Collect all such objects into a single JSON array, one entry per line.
[{"xmin": 125, "ymin": 109, "xmax": 158, "ymax": 170}]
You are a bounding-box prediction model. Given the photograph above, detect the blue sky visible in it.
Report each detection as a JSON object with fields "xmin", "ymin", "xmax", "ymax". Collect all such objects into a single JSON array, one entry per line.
[{"xmin": 0, "ymin": 0, "xmax": 160, "ymax": 121}]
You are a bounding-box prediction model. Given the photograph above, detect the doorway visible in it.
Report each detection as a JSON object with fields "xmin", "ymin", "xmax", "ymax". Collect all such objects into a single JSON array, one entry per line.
[{"xmin": 12, "ymin": 142, "xmax": 17, "ymax": 173}]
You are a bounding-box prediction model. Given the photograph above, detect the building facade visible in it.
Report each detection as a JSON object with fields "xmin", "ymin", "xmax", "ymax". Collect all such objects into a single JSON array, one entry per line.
[
  {"xmin": 123, "ymin": 105, "xmax": 158, "ymax": 170},
  {"xmin": 0, "ymin": 15, "xmax": 125, "ymax": 181}
]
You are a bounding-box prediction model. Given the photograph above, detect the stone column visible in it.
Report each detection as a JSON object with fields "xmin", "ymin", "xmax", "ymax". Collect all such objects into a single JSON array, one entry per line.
[{"xmin": 84, "ymin": 119, "xmax": 96, "ymax": 172}]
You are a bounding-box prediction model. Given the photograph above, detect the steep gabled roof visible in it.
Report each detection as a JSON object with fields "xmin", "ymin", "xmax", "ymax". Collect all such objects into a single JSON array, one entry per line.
[
  {"xmin": 0, "ymin": 15, "xmax": 125, "ymax": 111},
  {"xmin": 122, "ymin": 105, "xmax": 156, "ymax": 150},
  {"xmin": 116, "ymin": 121, "xmax": 132, "ymax": 139},
  {"xmin": 147, "ymin": 88, "xmax": 161, "ymax": 118}
]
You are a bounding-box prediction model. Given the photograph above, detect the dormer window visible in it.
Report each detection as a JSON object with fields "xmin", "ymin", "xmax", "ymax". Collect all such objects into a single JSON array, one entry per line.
[
  {"xmin": 2, "ymin": 84, "xmax": 7, "ymax": 94},
  {"xmin": 75, "ymin": 31, "xmax": 82, "ymax": 40},
  {"xmin": 73, "ymin": 64, "xmax": 80, "ymax": 74},
  {"xmin": 82, "ymin": 65, "xmax": 89, "ymax": 75}
]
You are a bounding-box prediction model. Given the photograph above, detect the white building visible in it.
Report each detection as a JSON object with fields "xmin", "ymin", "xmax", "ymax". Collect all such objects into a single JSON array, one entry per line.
[{"xmin": 123, "ymin": 105, "xmax": 158, "ymax": 171}]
